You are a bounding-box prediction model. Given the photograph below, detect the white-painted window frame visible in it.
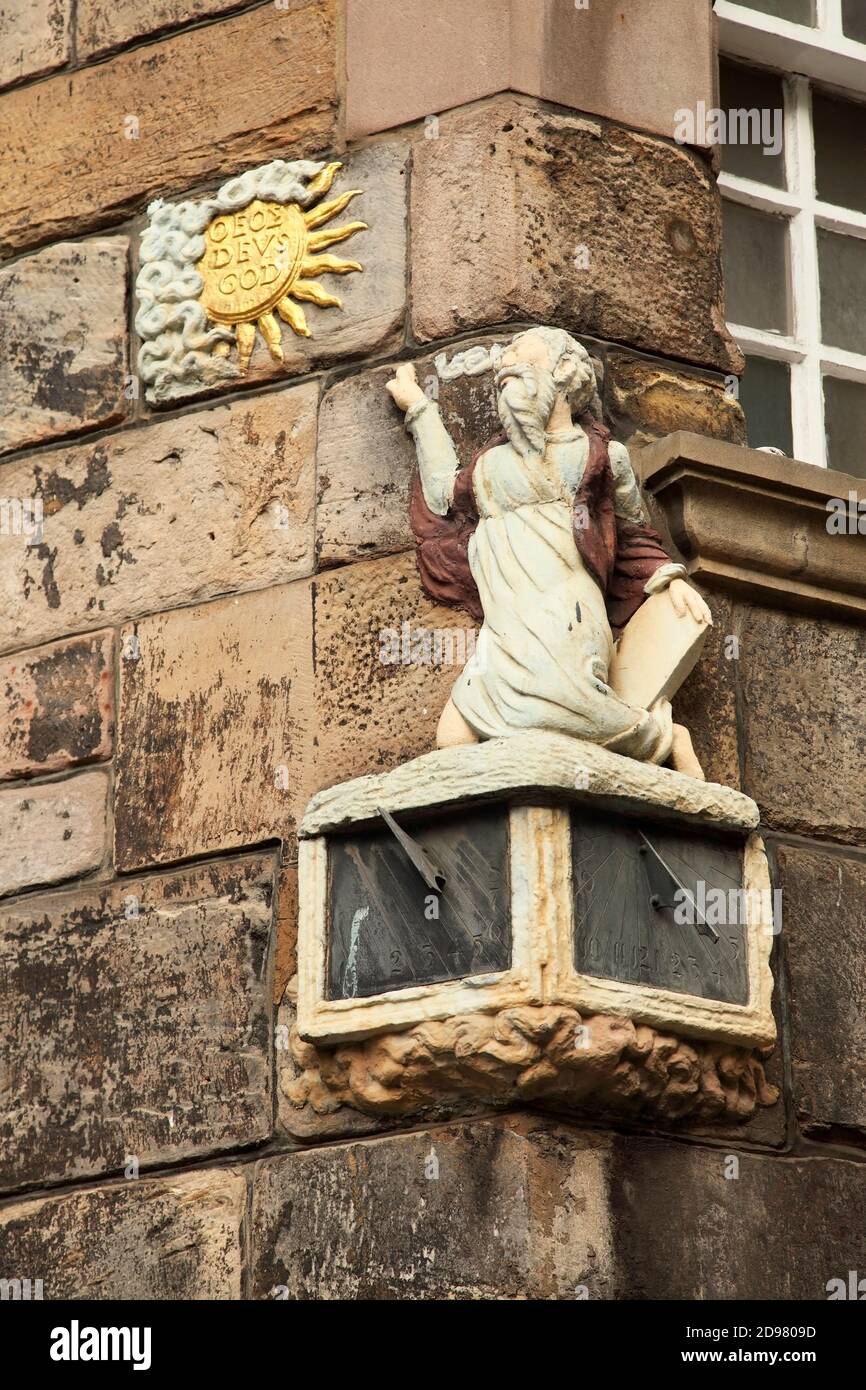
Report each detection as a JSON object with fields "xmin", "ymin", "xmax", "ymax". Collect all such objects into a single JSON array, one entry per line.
[{"xmin": 716, "ymin": 0, "xmax": 866, "ymax": 468}]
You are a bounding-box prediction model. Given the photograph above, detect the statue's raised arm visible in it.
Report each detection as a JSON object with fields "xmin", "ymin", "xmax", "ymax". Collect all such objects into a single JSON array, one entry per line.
[{"xmin": 385, "ymin": 362, "xmax": 461, "ymax": 517}]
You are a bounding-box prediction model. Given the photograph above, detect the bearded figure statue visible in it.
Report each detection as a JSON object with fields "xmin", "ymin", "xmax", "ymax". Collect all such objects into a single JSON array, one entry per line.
[{"xmin": 386, "ymin": 326, "xmax": 711, "ymax": 779}]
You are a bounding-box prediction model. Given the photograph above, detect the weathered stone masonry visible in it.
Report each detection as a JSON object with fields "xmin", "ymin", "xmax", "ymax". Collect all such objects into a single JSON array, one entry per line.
[{"xmin": 1, "ymin": 0, "xmax": 865, "ymax": 1299}]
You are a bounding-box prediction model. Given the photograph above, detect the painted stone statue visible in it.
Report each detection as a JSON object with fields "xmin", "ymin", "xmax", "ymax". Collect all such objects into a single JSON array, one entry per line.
[{"xmin": 386, "ymin": 326, "xmax": 712, "ymax": 778}]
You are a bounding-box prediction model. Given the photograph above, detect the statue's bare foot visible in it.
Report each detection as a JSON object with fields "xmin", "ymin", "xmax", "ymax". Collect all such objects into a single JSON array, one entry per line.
[
  {"xmin": 670, "ymin": 723, "xmax": 705, "ymax": 780},
  {"xmin": 436, "ymin": 698, "xmax": 478, "ymax": 749}
]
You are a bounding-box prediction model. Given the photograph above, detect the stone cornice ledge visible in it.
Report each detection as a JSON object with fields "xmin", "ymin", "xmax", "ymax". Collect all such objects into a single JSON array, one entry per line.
[
  {"xmin": 633, "ymin": 432, "xmax": 866, "ymax": 623},
  {"xmin": 300, "ymin": 730, "xmax": 759, "ymax": 838}
]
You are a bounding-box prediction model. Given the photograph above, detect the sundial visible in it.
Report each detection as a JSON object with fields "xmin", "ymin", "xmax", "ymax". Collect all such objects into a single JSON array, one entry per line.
[
  {"xmin": 326, "ymin": 805, "xmax": 512, "ymax": 1000},
  {"xmin": 296, "ymin": 732, "xmax": 775, "ymax": 1051},
  {"xmin": 571, "ymin": 813, "xmax": 749, "ymax": 1005},
  {"xmin": 281, "ymin": 317, "xmax": 779, "ymax": 1121}
]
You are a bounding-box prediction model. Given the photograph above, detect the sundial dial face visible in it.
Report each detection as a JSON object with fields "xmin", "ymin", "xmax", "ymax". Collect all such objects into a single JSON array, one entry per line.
[
  {"xmin": 326, "ymin": 807, "xmax": 512, "ymax": 1000},
  {"xmin": 195, "ymin": 161, "xmax": 366, "ymax": 372},
  {"xmin": 198, "ymin": 200, "xmax": 307, "ymax": 325},
  {"xmin": 320, "ymin": 805, "xmax": 752, "ymax": 1009},
  {"xmin": 570, "ymin": 811, "xmax": 750, "ymax": 1005}
]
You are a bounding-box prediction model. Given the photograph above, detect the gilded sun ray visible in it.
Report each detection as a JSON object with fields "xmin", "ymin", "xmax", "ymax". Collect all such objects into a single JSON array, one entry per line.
[{"xmin": 196, "ymin": 162, "xmax": 366, "ymax": 373}]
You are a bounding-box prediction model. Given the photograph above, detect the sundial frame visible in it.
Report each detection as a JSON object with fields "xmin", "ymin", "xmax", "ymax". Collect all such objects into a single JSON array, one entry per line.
[{"xmin": 296, "ymin": 733, "xmax": 776, "ymax": 1050}]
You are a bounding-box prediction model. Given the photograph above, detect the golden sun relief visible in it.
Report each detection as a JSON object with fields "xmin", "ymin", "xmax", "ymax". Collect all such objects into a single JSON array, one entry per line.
[{"xmin": 196, "ymin": 162, "xmax": 365, "ymax": 373}]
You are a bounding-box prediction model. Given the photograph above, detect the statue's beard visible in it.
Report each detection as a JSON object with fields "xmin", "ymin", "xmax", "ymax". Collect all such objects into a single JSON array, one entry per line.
[{"xmin": 496, "ymin": 364, "xmax": 558, "ymax": 459}]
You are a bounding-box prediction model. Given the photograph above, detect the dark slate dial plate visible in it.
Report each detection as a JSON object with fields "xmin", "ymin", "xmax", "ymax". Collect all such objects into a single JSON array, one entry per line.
[
  {"xmin": 571, "ymin": 811, "xmax": 749, "ymax": 1005},
  {"xmin": 326, "ymin": 806, "xmax": 511, "ymax": 1000}
]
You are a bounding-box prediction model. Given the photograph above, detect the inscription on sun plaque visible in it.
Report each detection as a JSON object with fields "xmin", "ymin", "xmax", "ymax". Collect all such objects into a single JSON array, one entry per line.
[{"xmin": 199, "ymin": 201, "xmax": 307, "ymax": 323}]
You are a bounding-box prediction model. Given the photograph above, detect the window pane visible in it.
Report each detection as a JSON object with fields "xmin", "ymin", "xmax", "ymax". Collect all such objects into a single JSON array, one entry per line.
[
  {"xmin": 723, "ymin": 201, "xmax": 791, "ymax": 333},
  {"xmin": 734, "ymin": 0, "xmax": 815, "ymax": 23},
  {"xmin": 738, "ymin": 356, "xmax": 793, "ymax": 455},
  {"xmin": 813, "ymin": 90, "xmax": 866, "ymax": 214},
  {"xmin": 818, "ymin": 229, "xmax": 866, "ymax": 355},
  {"xmin": 824, "ymin": 377, "xmax": 866, "ymax": 478},
  {"xmin": 718, "ymin": 61, "xmax": 786, "ymax": 188},
  {"xmin": 843, "ymin": 0, "xmax": 866, "ymax": 44}
]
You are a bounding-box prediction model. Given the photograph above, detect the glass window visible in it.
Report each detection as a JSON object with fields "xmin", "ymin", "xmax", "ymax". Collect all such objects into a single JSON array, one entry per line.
[
  {"xmin": 842, "ymin": 0, "xmax": 866, "ymax": 45},
  {"xmin": 739, "ymin": 356, "xmax": 794, "ymax": 456},
  {"xmin": 818, "ymin": 229, "xmax": 866, "ymax": 356},
  {"xmin": 824, "ymin": 377, "xmax": 866, "ymax": 478},
  {"xmin": 723, "ymin": 201, "xmax": 791, "ymax": 332},
  {"xmin": 812, "ymin": 90, "xmax": 866, "ymax": 215},
  {"xmin": 735, "ymin": 0, "xmax": 815, "ymax": 23},
  {"xmin": 719, "ymin": 27, "xmax": 866, "ymax": 471},
  {"xmin": 719, "ymin": 60, "xmax": 786, "ymax": 188}
]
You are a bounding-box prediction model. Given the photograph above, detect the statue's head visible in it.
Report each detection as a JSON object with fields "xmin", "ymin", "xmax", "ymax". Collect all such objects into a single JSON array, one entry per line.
[{"xmin": 496, "ymin": 327, "xmax": 596, "ymax": 458}]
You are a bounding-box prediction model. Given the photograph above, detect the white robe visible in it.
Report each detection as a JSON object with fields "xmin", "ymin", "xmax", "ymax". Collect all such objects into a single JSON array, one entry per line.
[{"xmin": 407, "ymin": 400, "xmax": 685, "ymax": 763}]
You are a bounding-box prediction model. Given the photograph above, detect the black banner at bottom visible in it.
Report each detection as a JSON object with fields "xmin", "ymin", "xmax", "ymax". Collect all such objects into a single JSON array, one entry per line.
[{"xmin": 1, "ymin": 1298, "xmax": 859, "ymax": 1376}]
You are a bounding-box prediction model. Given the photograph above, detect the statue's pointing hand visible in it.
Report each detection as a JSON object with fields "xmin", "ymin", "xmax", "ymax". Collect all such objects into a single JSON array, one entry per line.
[{"xmin": 386, "ymin": 361, "xmax": 426, "ymax": 412}]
